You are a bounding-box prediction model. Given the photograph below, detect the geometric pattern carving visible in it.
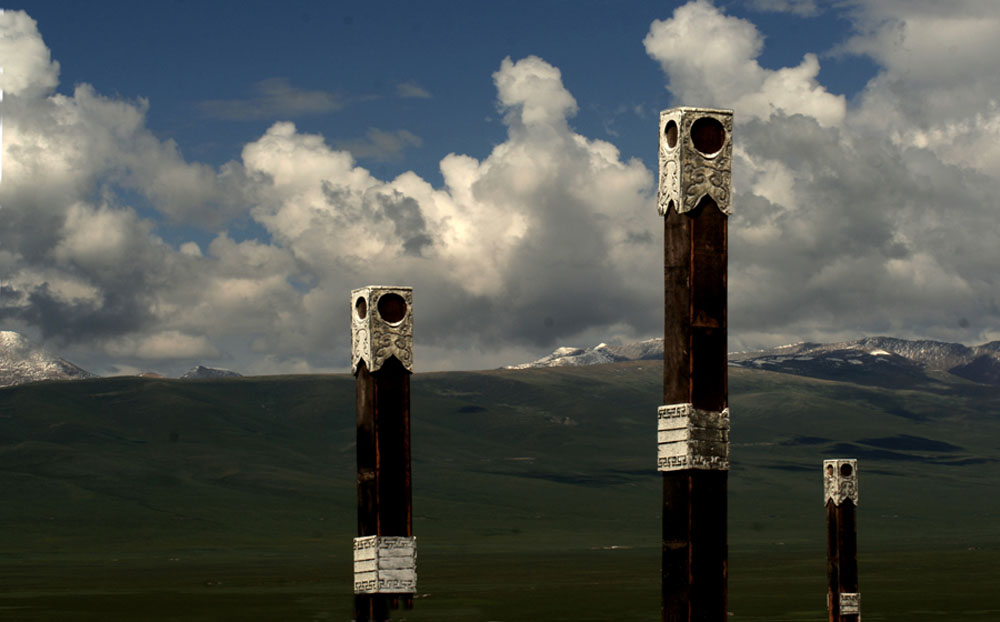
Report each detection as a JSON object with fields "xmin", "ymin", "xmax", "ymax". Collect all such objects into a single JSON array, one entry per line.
[
  {"xmin": 657, "ymin": 403, "xmax": 730, "ymax": 472},
  {"xmin": 839, "ymin": 592, "xmax": 861, "ymax": 615},
  {"xmin": 353, "ymin": 536, "xmax": 417, "ymax": 594},
  {"xmin": 351, "ymin": 285, "xmax": 414, "ymax": 374},
  {"xmin": 658, "ymin": 107, "xmax": 734, "ymax": 216},
  {"xmin": 824, "ymin": 459, "xmax": 859, "ymax": 506}
]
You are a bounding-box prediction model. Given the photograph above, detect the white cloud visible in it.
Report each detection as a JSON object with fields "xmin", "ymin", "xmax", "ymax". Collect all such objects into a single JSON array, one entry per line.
[
  {"xmin": 646, "ymin": 1, "xmax": 1000, "ymax": 350},
  {"xmin": 644, "ymin": 1, "xmax": 845, "ymax": 127},
  {"xmin": 5, "ymin": 34, "xmax": 658, "ymax": 374},
  {"xmin": 843, "ymin": 0, "xmax": 1000, "ymax": 174},
  {"xmin": 0, "ymin": 11, "xmax": 59, "ymax": 98},
  {"xmin": 8, "ymin": 1, "xmax": 1000, "ymax": 376},
  {"xmin": 3, "ymin": 79, "xmax": 252, "ymax": 228},
  {"xmin": 54, "ymin": 202, "xmax": 155, "ymax": 272},
  {"xmin": 396, "ymin": 80, "xmax": 431, "ymax": 99},
  {"xmin": 494, "ymin": 56, "xmax": 579, "ymax": 129},
  {"xmin": 236, "ymin": 55, "xmax": 656, "ymax": 363}
]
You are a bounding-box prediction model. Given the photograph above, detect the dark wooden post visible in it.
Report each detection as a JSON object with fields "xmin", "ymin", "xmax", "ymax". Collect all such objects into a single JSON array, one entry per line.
[
  {"xmin": 351, "ymin": 286, "xmax": 416, "ymax": 622},
  {"xmin": 825, "ymin": 459, "xmax": 860, "ymax": 621},
  {"xmin": 657, "ymin": 107, "xmax": 733, "ymax": 621}
]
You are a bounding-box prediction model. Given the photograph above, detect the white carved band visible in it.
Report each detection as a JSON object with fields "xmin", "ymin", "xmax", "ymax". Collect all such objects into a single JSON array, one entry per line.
[
  {"xmin": 353, "ymin": 536, "xmax": 417, "ymax": 594},
  {"xmin": 839, "ymin": 592, "xmax": 861, "ymax": 615},
  {"xmin": 351, "ymin": 286, "xmax": 414, "ymax": 374},
  {"xmin": 824, "ymin": 459, "xmax": 859, "ymax": 506},
  {"xmin": 658, "ymin": 107, "xmax": 734, "ymax": 217},
  {"xmin": 657, "ymin": 404, "xmax": 730, "ymax": 472}
]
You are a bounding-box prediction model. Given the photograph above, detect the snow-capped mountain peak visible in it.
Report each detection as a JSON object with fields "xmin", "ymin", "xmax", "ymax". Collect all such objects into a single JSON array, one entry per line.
[{"xmin": 0, "ymin": 330, "xmax": 96, "ymax": 387}]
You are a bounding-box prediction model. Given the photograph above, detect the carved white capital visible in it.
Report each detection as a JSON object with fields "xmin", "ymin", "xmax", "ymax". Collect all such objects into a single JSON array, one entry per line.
[
  {"xmin": 351, "ymin": 286, "xmax": 413, "ymax": 374},
  {"xmin": 658, "ymin": 107, "xmax": 733, "ymax": 217},
  {"xmin": 824, "ymin": 459, "xmax": 859, "ymax": 506},
  {"xmin": 657, "ymin": 403, "xmax": 730, "ymax": 472},
  {"xmin": 839, "ymin": 592, "xmax": 861, "ymax": 615},
  {"xmin": 353, "ymin": 536, "xmax": 417, "ymax": 594}
]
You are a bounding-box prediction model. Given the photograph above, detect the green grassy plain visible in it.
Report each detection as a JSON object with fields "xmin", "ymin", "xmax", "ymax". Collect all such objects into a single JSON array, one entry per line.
[{"xmin": 1, "ymin": 363, "xmax": 998, "ymax": 619}]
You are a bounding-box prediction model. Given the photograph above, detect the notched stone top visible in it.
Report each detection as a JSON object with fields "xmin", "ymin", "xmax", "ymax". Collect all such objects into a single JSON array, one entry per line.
[
  {"xmin": 658, "ymin": 106, "xmax": 734, "ymax": 217},
  {"xmin": 351, "ymin": 285, "xmax": 414, "ymax": 374}
]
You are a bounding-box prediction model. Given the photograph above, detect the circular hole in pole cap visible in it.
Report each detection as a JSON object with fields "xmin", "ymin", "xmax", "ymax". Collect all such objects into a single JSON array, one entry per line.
[
  {"xmin": 355, "ymin": 296, "xmax": 367, "ymax": 320},
  {"xmin": 377, "ymin": 293, "xmax": 407, "ymax": 324},
  {"xmin": 840, "ymin": 463, "xmax": 854, "ymax": 477},
  {"xmin": 691, "ymin": 116, "xmax": 726, "ymax": 155},
  {"xmin": 664, "ymin": 120, "xmax": 678, "ymax": 149}
]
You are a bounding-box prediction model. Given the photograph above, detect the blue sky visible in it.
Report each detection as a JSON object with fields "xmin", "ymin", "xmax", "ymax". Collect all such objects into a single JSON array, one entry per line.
[
  {"xmin": 2, "ymin": 1, "xmax": 999, "ymax": 376},
  {"xmin": 19, "ymin": 0, "xmax": 875, "ymax": 182},
  {"xmin": 16, "ymin": 1, "xmax": 875, "ymax": 186}
]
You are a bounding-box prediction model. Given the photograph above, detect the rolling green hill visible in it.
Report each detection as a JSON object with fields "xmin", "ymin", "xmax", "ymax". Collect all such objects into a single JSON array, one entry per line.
[{"xmin": 0, "ymin": 363, "xmax": 998, "ymax": 620}]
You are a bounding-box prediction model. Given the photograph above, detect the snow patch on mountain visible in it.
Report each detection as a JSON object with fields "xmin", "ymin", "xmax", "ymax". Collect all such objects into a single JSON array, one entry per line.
[
  {"xmin": 180, "ymin": 365, "xmax": 242, "ymax": 379},
  {"xmin": 0, "ymin": 331, "xmax": 96, "ymax": 387},
  {"xmin": 504, "ymin": 339, "xmax": 662, "ymax": 369},
  {"xmin": 510, "ymin": 336, "xmax": 1000, "ymax": 385}
]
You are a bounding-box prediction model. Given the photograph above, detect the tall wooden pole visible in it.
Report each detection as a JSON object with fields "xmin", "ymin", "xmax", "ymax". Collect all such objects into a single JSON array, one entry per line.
[
  {"xmin": 351, "ymin": 286, "xmax": 416, "ymax": 622},
  {"xmin": 825, "ymin": 459, "xmax": 860, "ymax": 621},
  {"xmin": 657, "ymin": 107, "xmax": 733, "ymax": 621}
]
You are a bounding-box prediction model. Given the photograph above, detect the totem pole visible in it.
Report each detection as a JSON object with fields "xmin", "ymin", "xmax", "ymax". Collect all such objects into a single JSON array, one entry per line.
[
  {"xmin": 657, "ymin": 107, "xmax": 733, "ymax": 621},
  {"xmin": 351, "ymin": 286, "xmax": 416, "ymax": 621},
  {"xmin": 825, "ymin": 459, "xmax": 860, "ymax": 621}
]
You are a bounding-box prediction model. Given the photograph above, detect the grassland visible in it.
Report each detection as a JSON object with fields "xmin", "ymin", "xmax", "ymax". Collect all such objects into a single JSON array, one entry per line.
[{"xmin": 0, "ymin": 363, "xmax": 998, "ymax": 619}]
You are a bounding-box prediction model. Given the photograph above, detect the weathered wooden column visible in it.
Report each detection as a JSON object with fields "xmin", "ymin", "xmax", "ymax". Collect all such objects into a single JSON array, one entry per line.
[
  {"xmin": 657, "ymin": 107, "xmax": 733, "ymax": 621},
  {"xmin": 351, "ymin": 286, "xmax": 416, "ymax": 622},
  {"xmin": 825, "ymin": 459, "xmax": 860, "ymax": 621}
]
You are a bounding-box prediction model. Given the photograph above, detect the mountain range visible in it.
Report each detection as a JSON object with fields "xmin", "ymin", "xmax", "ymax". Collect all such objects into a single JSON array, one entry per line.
[
  {"xmin": 0, "ymin": 331, "xmax": 241, "ymax": 386},
  {"xmin": 508, "ymin": 335, "xmax": 1000, "ymax": 386},
  {"xmin": 4, "ymin": 327, "xmax": 1000, "ymax": 388}
]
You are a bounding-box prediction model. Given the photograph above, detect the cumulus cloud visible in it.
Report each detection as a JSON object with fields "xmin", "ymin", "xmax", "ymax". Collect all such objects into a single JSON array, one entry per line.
[
  {"xmin": 0, "ymin": 11, "xmax": 253, "ymax": 366},
  {"xmin": 1, "ymin": 8, "xmax": 659, "ymax": 374},
  {"xmin": 0, "ymin": 10, "xmax": 59, "ymax": 99},
  {"xmin": 238, "ymin": 56, "xmax": 656, "ymax": 358},
  {"xmin": 644, "ymin": 0, "xmax": 845, "ymax": 127},
  {"xmin": 645, "ymin": 1, "xmax": 1000, "ymax": 349},
  {"xmin": 494, "ymin": 56, "xmax": 579, "ymax": 129},
  {"xmin": 198, "ymin": 77, "xmax": 342, "ymax": 121},
  {"xmin": 842, "ymin": 0, "xmax": 1000, "ymax": 174},
  {"xmin": 6, "ymin": 1, "xmax": 998, "ymax": 376}
]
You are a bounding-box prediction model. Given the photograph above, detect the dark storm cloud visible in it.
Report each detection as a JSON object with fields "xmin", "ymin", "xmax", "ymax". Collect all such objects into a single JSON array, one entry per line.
[
  {"xmin": 1, "ymin": 283, "xmax": 152, "ymax": 342},
  {"xmin": 371, "ymin": 191, "xmax": 434, "ymax": 257}
]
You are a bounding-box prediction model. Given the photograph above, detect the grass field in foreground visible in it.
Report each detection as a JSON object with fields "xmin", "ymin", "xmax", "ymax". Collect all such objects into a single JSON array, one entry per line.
[
  {"xmin": 1, "ymin": 546, "xmax": 998, "ymax": 621},
  {"xmin": 1, "ymin": 362, "xmax": 998, "ymax": 619}
]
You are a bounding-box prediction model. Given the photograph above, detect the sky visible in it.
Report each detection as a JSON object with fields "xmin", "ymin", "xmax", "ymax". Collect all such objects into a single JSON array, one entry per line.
[{"xmin": 1, "ymin": 0, "xmax": 998, "ymax": 377}]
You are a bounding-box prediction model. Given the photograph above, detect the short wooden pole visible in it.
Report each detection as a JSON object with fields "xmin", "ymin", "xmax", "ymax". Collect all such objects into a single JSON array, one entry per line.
[
  {"xmin": 351, "ymin": 286, "xmax": 416, "ymax": 621},
  {"xmin": 825, "ymin": 459, "xmax": 860, "ymax": 621},
  {"xmin": 657, "ymin": 107, "xmax": 733, "ymax": 621}
]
